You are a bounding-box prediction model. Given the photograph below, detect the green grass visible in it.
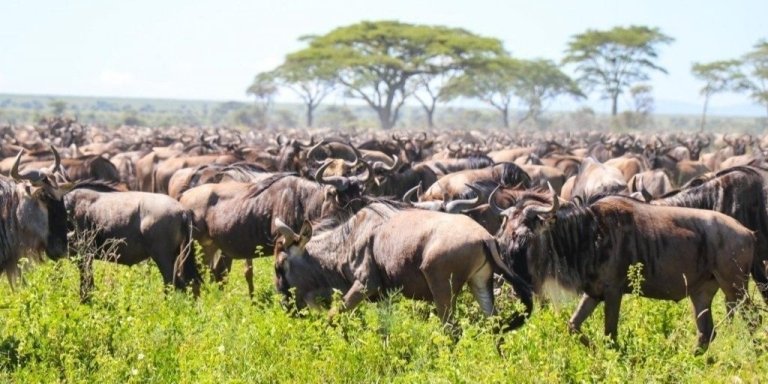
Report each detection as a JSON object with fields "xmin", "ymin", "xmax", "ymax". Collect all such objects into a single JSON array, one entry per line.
[{"xmin": 0, "ymin": 257, "xmax": 766, "ymax": 383}]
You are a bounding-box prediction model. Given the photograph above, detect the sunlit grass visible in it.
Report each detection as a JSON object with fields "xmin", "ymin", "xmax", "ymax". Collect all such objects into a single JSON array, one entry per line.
[{"xmin": 0, "ymin": 256, "xmax": 766, "ymax": 382}]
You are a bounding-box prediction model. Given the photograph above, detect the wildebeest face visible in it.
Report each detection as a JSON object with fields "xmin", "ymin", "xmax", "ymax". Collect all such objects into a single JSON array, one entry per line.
[
  {"xmin": 273, "ymin": 219, "xmax": 313, "ymax": 307},
  {"xmin": 496, "ymin": 208, "xmax": 539, "ymax": 264},
  {"xmin": 12, "ymin": 147, "xmax": 71, "ymax": 260}
]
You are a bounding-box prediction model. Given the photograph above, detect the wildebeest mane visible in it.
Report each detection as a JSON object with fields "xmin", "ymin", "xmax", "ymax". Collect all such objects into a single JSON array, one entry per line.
[
  {"xmin": 71, "ymin": 179, "xmax": 125, "ymax": 192},
  {"xmin": 242, "ymin": 172, "xmax": 298, "ymax": 199},
  {"xmin": 312, "ymin": 197, "xmax": 407, "ymax": 237}
]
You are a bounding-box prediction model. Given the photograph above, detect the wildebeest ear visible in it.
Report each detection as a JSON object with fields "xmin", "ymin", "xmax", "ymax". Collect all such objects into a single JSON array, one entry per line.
[{"xmin": 298, "ymin": 220, "xmax": 313, "ymax": 249}]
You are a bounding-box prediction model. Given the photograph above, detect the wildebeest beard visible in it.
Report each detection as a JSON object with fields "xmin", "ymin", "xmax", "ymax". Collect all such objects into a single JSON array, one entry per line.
[{"xmin": 501, "ymin": 203, "xmax": 606, "ymax": 294}]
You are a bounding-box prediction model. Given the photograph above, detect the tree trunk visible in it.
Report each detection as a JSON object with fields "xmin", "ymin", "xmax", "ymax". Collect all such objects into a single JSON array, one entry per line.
[
  {"xmin": 422, "ymin": 104, "xmax": 435, "ymax": 129},
  {"xmin": 378, "ymin": 108, "xmax": 394, "ymax": 130},
  {"xmin": 501, "ymin": 107, "xmax": 509, "ymax": 128},
  {"xmin": 306, "ymin": 103, "xmax": 315, "ymax": 128},
  {"xmin": 611, "ymin": 92, "xmax": 619, "ymax": 116},
  {"xmin": 699, "ymin": 94, "xmax": 710, "ymax": 132}
]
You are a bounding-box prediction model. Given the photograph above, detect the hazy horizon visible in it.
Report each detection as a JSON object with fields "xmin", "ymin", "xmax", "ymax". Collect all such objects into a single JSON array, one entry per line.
[{"xmin": 1, "ymin": 0, "xmax": 766, "ymax": 115}]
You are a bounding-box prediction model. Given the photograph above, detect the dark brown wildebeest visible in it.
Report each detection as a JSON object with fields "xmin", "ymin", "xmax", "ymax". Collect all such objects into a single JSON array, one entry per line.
[
  {"xmin": 179, "ymin": 165, "xmax": 371, "ymax": 298},
  {"xmin": 638, "ymin": 166, "xmax": 768, "ymax": 303},
  {"xmin": 65, "ymin": 181, "xmax": 201, "ymax": 302},
  {"xmin": 495, "ymin": 189, "xmax": 757, "ymax": 352},
  {"xmin": 273, "ymin": 201, "xmax": 533, "ymax": 331},
  {"xmin": 0, "ymin": 148, "xmax": 70, "ymax": 282}
]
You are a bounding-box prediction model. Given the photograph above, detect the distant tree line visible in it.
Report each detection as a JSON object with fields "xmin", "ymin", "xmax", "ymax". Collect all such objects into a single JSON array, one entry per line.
[{"xmin": 249, "ymin": 21, "xmax": 767, "ymax": 131}]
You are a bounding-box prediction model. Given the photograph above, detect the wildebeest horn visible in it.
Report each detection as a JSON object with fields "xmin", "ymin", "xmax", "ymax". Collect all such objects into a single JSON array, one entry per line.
[
  {"xmin": 351, "ymin": 156, "xmax": 374, "ymax": 184},
  {"xmin": 445, "ymin": 185, "xmax": 481, "ymax": 214},
  {"xmin": 49, "ymin": 145, "xmax": 62, "ymax": 174},
  {"xmin": 315, "ymin": 160, "xmax": 354, "ymax": 191},
  {"xmin": 274, "ymin": 218, "xmax": 298, "ymax": 243},
  {"xmin": 373, "ymin": 155, "xmax": 399, "ymax": 173},
  {"xmin": 402, "ymin": 183, "xmax": 422, "ymax": 203},
  {"xmin": 524, "ymin": 182, "xmax": 560, "ymax": 218},
  {"xmin": 307, "ymin": 140, "xmax": 327, "ymax": 162},
  {"xmin": 276, "ymin": 134, "xmax": 288, "ymax": 146},
  {"xmin": 447, "ymin": 142, "xmax": 461, "ymax": 153},
  {"xmin": 345, "ymin": 142, "xmax": 361, "ymax": 167},
  {"xmin": 488, "ymin": 184, "xmax": 505, "ymax": 216},
  {"xmin": 11, "ymin": 149, "xmax": 46, "ymax": 185},
  {"xmin": 415, "ymin": 132, "xmax": 427, "ymax": 142}
]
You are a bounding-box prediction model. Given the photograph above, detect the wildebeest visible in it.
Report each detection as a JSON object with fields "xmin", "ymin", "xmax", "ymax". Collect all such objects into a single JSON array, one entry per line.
[
  {"xmin": 65, "ymin": 181, "xmax": 201, "ymax": 301},
  {"xmin": 495, "ymin": 188, "xmax": 757, "ymax": 352},
  {"xmin": 180, "ymin": 165, "xmax": 371, "ymax": 298},
  {"xmin": 0, "ymin": 148, "xmax": 70, "ymax": 282},
  {"xmin": 273, "ymin": 201, "xmax": 533, "ymax": 331},
  {"xmin": 639, "ymin": 166, "xmax": 768, "ymax": 303}
]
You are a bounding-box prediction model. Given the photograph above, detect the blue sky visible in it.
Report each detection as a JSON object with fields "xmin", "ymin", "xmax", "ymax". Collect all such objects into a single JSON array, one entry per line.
[{"xmin": 0, "ymin": 0, "xmax": 766, "ymax": 114}]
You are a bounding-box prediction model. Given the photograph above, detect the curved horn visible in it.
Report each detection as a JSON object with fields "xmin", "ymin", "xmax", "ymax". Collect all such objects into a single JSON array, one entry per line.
[
  {"xmin": 10, "ymin": 149, "xmax": 24, "ymax": 181},
  {"xmin": 10, "ymin": 149, "xmax": 46, "ymax": 185},
  {"xmin": 373, "ymin": 154, "xmax": 399, "ymax": 173},
  {"xmin": 352, "ymin": 155, "xmax": 374, "ymax": 184},
  {"xmin": 306, "ymin": 139, "xmax": 327, "ymax": 162},
  {"xmin": 488, "ymin": 184, "xmax": 505, "ymax": 216},
  {"xmin": 447, "ymin": 142, "xmax": 461, "ymax": 153},
  {"xmin": 50, "ymin": 145, "xmax": 62, "ymax": 174},
  {"xmin": 402, "ymin": 183, "xmax": 422, "ymax": 203},
  {"xmin": 524, "ymin": 182, "xmax": 560, "ymax": 217},
  {"xmin": 314, "ymin": 160, "xmax": 354, "ymax": 191},
  {"xmin": 415, "ymin": 132, "xmax": 427, "ymax": 142},
  {"xmin": 445, "ymin": 192, "xmax": 480, "ymax": 214},
  {"xmin": 274, "ymin": 218, "xmax": 298, "ymax": 242},
  {"xmin": 344, "ymin": 142, "xmax": 361, "ymax": 167}
]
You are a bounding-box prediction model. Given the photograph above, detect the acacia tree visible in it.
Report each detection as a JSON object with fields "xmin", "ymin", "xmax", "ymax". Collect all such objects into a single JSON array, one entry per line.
[
  {"xmin": 445, "ymin": 57, "xmax": 581, "ymax": 128},
  {"xmin": 285, "ymin": 20, "xmax": 504, "ymax": 129},
  {"xmin": 274, "ymin": 55, "xmax": 336, "ymax": 127},
  {"xmin": 563, "ymin": 25, "xmax": 674, "ymax": 116},
  {"xmin": 513, "ymin": 59, "xmax": 584, "ymax": 124},
  {"xmin": 691, "ymin": 60, "xmax": 743, "ymax": 131},
  {"xmin": 739, "ymin": 39, "xmax": 768, "ymax": 120},
  {"xmin": 246, "ymin": 72, "xmax": 278, "ymax": 128}
]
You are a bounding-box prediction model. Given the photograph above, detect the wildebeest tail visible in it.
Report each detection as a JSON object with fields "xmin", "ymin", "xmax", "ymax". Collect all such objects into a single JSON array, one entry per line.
[
  {"xmin": 174, "ymin": 209, "xmax": 202, "ymax": 296},
  {"xmin": 483, "ymin": 239, "xmax": 533, "ymax": 331}
]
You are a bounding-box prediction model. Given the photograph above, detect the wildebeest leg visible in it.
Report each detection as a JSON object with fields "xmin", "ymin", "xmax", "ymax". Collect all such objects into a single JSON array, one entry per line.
[
  {"xmin": 328, "ymin": 280, "xmax": 369, "ymax": 320},
  {"xmin": 469, "ymin": 264, "xmax": 495, "ymax": 316},
  {"xmin": 690, "ymin": 282, "xmax": 718, "ymax": 353},
  {"xmin": 603, "ymin": 290, "xmax": 623, "ymax": 346},
  {"xmin": 244, "ymin": 258, "xmax": 254, "ymax": 300},
  {"xmin": 717, "ymin": 272, "xmax": 760, "ymax": 332},
  {"xmin": 77, "ymin": 254, "xmax": 94, "ymax": 303},
  {"xmin": 213, "ymin": 254, "xmax": 233, "ymax": 284},
  {"xmin": 568, "ymin": 294, "xmax": 599, "ymax": 346},
  {"xmin": 424, "ymin": 273, "xmax": 460, "ymax": 326}
]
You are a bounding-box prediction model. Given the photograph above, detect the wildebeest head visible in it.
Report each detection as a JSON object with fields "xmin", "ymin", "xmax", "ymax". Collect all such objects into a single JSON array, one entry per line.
[
  {"xmin": 492, "ymin": 184, "xmax": 560, "ymax": 285},
  {"xmin": 273, "ymin": 218, "xmax": 315, "ymax": 307},
  {"xmin": 8, "ymin": 146, "xmax": 71, "ymax": 261}
]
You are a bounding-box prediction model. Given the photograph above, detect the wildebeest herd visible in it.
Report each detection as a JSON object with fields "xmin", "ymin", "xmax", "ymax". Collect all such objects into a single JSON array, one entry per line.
[{"xmin": 2, "ymin": 117, "xmax": 768, "ymax": 352}]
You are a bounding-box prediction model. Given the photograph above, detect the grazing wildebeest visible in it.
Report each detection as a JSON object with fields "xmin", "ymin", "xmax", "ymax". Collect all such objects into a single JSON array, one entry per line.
[
  {"xmin": 273, "ymin": 201, "xmax": 533, "ymax": 331},
  {"xmin": 65, "ymin": 181, "xmax": 201, "ymax": 301},
  {"xmin": 0, "ymin": 148, "xmax": 70, "ymax": 282},
  {"xmin": 495, "ymin": 188, "xmax": 757, "ymax": 352},
  {"xmin": 180, "ymin": 164, "xmax": 371, "ymax": 298}
]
